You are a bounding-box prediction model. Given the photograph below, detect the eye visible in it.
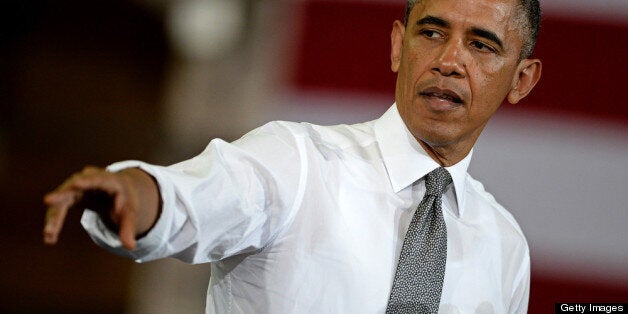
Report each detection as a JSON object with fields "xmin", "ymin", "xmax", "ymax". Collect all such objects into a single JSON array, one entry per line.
[
  {"xmin": 471, "ymin": 41, "xmax": 497, "ymax": 53},
  {"xmin": 420, "ymin": 29, "xmax": 444, "ymax": 39}
]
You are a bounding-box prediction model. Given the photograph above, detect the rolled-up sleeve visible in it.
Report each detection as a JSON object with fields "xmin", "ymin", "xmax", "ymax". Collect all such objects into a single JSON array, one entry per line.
[{"xmin": 81, "ymin": 121, "xmax": 306, "ymax": 264}]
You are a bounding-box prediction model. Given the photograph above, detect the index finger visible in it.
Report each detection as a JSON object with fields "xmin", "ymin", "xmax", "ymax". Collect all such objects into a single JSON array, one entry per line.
[
  {"xmin": 42, "ymin": 167, "xmax": 111, "ymax": 245},
  {"xmin": 43, "ymin": 190, "xmax": 80, "ymax": 245}
]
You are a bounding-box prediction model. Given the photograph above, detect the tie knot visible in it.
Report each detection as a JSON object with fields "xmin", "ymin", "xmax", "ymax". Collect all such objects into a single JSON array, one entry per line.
[{"xmin": 425, "ymin": 167, "xmax": 452, "ymax": 196}]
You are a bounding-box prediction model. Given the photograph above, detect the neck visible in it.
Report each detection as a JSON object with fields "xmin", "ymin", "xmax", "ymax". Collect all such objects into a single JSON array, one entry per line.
[{"xmin": 418, "ymin": 140, "xmax": 470, "ymax": 167}]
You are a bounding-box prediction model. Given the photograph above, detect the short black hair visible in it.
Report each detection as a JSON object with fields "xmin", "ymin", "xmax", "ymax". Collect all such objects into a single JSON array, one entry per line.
[{"xmin": 404, "ymin": 0, "xmax": 541, "ymax": 59}]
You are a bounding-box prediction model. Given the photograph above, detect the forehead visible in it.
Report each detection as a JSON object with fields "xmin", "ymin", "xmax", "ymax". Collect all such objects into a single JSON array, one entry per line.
[{"xmin": 411, "ymin": 0, "xmax": 523, "ymax": 41}]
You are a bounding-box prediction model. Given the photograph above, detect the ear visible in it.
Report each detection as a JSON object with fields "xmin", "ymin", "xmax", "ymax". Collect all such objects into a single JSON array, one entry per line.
[
  {"xmin": 507, "ymin": 58, "xmax": 542, "ymax": 104},
  {"xmin": 390, "ymin": 20, "xmax": 405, "ymax": 73}
]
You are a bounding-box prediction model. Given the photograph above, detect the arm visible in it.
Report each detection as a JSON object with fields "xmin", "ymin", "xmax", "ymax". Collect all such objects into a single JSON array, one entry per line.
[
  {"xmin": 508, "ymin": 251, "xmax": 530, "ymax": 314},
  {"xmin": 44, "ymin": 122, "xmax": 304, "ymax": 263},
  {"xmin": 43, "ymin": 166, "xmax": 160, "ymax": 250}
]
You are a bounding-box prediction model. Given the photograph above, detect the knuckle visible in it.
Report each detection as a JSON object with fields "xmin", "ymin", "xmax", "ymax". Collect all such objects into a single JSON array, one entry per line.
[{"xmin": 82, "ymin": 165, "xmax": 100, "ymax": 173}]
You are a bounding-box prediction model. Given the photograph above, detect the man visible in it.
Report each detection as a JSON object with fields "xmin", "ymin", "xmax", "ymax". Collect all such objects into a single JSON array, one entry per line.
[{"xmin": 44, "ymin": 0, "xmax": 542, "ymax": 312}]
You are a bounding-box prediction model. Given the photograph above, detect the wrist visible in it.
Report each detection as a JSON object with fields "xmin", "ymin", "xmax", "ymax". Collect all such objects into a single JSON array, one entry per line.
[{"xmin": 119, "ymin": 168, "xmax": 162, "ymax": 237}]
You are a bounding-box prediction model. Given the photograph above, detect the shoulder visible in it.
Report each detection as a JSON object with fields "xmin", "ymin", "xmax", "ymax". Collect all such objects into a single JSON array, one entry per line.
[
  {"xmin": 465, "ymin": 174, "xmax": 529, "ymax": 251},
  {"xmin": 238, "ymin": 120, "xmax": 378, "ymax": 155},
  {"xmin": 306, "ymin": 122, "xmax": 377, "ymax": 149}
]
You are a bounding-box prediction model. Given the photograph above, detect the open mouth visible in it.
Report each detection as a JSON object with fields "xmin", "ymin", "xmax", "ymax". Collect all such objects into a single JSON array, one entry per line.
[{"xmin": 420, "ymin": 87, "xmax": 463, "ymax": 104}]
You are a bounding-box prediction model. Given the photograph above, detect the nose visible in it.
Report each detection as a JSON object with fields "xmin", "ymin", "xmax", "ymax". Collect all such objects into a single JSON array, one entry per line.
[{"xmin": 431, "ymin": 39, "xmax": 466, "ymax": 78}]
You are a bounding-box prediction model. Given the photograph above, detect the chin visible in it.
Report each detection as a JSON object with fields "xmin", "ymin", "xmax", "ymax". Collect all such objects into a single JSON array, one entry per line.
[
  {"xmin": 414, "ymin": 121, "xmax": 458, "ymax": 143},
  {"xmin": 416, "ymin": 132, "xmax": 456, "ymax": 148},
  {"xmin": 422, "ymin": 138, "xmax": 457, "ymax": 149}
]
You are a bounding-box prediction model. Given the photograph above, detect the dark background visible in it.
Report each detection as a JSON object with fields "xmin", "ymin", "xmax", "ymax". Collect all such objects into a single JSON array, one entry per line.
[{"xmin": 1, "ymin": 1, "xmax": 167, "ymax": 312}]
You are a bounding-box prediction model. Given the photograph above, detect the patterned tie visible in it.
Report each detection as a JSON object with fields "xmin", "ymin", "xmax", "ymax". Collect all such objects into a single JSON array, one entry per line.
[{"xmin": 386, "ymin": 167, "xmax": 453, "ymax": 314}]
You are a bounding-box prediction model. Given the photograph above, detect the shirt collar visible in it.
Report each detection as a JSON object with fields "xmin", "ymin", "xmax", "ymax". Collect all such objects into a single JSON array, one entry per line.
[{"xmin": 373, "ymin": 104, "xmax": 472, "ymax": 215}]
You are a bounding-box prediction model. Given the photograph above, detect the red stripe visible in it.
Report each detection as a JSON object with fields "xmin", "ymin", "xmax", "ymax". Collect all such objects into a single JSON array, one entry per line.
[
  {"xmin": 531, "ymin": 273, "xmax": 628, "ymax": 308},
  {"xmin": 292, "ymin": 1, "xmax": 399, "ymax": 93},
  {"xmin": 292, "ymin": 1, "xmax": 628, "ymax": 123}
]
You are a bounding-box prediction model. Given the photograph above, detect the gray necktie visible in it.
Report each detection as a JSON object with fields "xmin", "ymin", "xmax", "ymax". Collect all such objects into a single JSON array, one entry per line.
[{"xmin": 386, "ymin": 167, "xmax": 453, "ymax": 314}]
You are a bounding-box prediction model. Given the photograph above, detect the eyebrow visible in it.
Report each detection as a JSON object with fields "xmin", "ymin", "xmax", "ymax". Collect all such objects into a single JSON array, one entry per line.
[
  {"xmin": 416, "ymin": 15, "xmax": 449, "ymax": 28},
  {"xmin": 470, "ymin": 27, "xmax": 504, "ymax": 50},
  {"xmin": 415, "ymin": 15, "xmax": 504, "ymax": 50}
]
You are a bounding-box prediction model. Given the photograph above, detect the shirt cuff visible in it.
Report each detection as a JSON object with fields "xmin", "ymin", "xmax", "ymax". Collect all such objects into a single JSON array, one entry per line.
[{"xmin": 80, "ymin": 160, "xmax": 174, "ymax": 262}]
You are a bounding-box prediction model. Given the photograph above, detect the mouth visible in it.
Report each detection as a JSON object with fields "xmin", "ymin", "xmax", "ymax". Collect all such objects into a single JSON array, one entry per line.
[{"xmin": 419, "ymin": 87, "xmax": 464, "ymax": 105}]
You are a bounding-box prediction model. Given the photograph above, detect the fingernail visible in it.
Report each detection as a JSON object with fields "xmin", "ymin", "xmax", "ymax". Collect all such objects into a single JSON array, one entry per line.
[
  {"xmin": 44, "ymin": 221, "xmax": 55, "ymax": 233},
  {"xmin": 43, "ymin": 233, "xmax": 56, "ymax": 244}
]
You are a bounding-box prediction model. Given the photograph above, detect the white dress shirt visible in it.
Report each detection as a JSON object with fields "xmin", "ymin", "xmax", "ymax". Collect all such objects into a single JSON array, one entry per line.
[{"xmin": 82, "ymin": 104, "xmax": 530, "ymax": 313}]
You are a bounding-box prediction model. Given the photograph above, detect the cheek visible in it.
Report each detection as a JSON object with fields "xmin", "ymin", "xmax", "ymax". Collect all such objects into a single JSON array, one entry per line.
[
  {"xmin": 471, "ymin": 61, "xmax": 514, "ymax": 105},
  {"xmin": 403, "ymin": 46, "xmax": 431, "ymax": 78},
  {"xmin": 485, "ymin": 59, "xmax": 508, "ymax": 77},
  {"xmin": 398, "ymin": 56, "xmax": 429, "ymax": 101}
]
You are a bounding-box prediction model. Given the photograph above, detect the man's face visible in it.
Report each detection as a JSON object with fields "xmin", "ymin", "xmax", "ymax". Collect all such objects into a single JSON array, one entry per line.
[{"xmin": 391, "ymin": 0, "xmax": 540, "ymax": 161}]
